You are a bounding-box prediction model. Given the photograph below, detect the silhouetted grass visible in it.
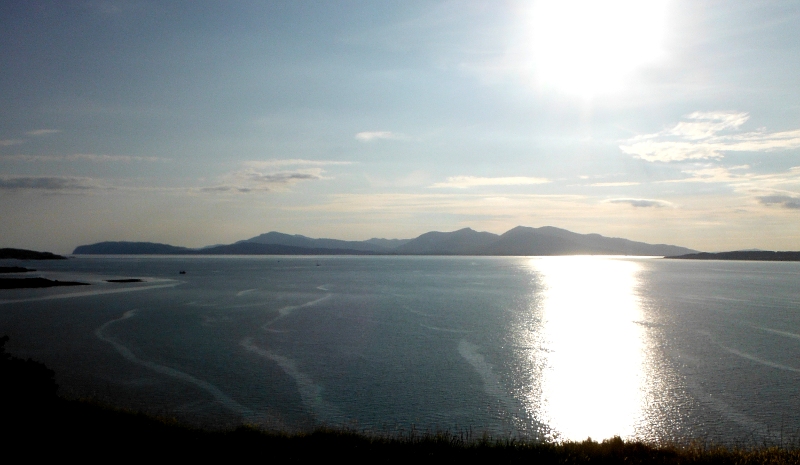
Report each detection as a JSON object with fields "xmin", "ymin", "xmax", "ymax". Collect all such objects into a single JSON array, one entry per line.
[{"xmin": 3, "ymin": 399, "xmax": 798, "ymax": 463}]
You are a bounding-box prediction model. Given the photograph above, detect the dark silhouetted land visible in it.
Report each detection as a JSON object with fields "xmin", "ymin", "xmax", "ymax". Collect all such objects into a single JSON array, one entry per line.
[
  {"xmin": 0, "ymin": 248, "xmax": 66, "ymax": 260},
  {"xmin": 0, "ymin": 266, "xmax": 35, "ymax": 273},
  {"xmin": 0, "ymin": 277, "xmax": 89, "ymax": 289},
  {"xmin": 667, "ymin": 251, "xmax": 800, "ymax": 261}
]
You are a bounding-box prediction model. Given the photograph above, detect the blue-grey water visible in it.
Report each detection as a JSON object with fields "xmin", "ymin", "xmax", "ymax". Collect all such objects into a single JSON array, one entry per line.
[{"xmin": 1, "ymin": 255, "xmax": 798, "ymax": 443}]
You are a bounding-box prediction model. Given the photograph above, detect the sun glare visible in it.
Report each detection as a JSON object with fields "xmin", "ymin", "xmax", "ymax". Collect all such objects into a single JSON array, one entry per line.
[
  {"xmin": 526, "ymin": 256, "xmax": 650, "ymax": 440},
  {"xmin": 524, "ymin": 0, "xmax": 668, "ymax": 96}
]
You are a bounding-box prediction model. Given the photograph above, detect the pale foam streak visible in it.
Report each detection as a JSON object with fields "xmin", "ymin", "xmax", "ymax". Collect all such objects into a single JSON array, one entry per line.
[
  {"xmin": 96, "ymin": 310, "xmax": 257, "ymax": 421},
  {"xmin": 262, "ymin": 294, "xmax": 332, "ymax": 328},
  {"xmin": 679, "ymin": 368, "xmax": 776, "ymax": 441},
  {"xmin": 240, "ymin": 337, "xmax": 341, "ymax": 423},
  {"xmin": 236, "ymin": 288, "xmax": 257, "ymax": 297},
  {"xmin": 0, "ymin": 282, "xmax": 180, "ymax": 304},
  {"xmin": 702, "ymin": 330, "xmax": 800, "ymax": 373},
  {"xmin": 458, "ymin": 339, "xmax": 523, "ymax": 436},
  {"xmin": 719, "ymin": 345, "xmax": 800, "ymax": 373},
  {"xmin": 755, "ymin": 326, "xmax": 800, "ymax": 342},
  {"xmin": 421, "ymin": 324, "xmax": 469, "ymax": 334},
  {"xmin": 458, "ymin": 340, "xmax": 505, "ymax": 399}
]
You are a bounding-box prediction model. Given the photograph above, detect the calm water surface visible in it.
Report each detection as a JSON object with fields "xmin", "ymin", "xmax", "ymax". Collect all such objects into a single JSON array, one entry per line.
[{"xmin": 1, "ymin": 256, "xmax": 798, "ymax": 443}]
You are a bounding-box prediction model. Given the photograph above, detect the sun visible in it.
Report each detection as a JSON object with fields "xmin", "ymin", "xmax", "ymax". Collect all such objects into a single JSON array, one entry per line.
[{"xmin": 523, "ymin": 0, "xmax": 669, "ymax": 96}]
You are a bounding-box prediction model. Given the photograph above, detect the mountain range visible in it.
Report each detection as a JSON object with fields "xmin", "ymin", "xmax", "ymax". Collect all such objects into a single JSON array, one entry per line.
[{"xmin": 72, "ymin": 226, "xmax": 697, "ymax": 256}]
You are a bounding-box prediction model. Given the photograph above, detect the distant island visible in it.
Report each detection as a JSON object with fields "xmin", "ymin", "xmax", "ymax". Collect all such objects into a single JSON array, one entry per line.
[
  {"xmin": 72, "ymin": 226, "xmax": 697, "ymax": 257},
  {"xmin": 667, "ymin": 251, "xmax": 800, "ymax": 261},
  {"xmin": 0, "ymin": 248, "xmax": 66, "ymax": 260}
]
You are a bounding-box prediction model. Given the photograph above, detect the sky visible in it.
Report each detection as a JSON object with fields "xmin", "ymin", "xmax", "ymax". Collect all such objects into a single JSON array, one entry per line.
[{"xmin": 2, "ymin": 0, "xmax": 800, "ymax": 253}]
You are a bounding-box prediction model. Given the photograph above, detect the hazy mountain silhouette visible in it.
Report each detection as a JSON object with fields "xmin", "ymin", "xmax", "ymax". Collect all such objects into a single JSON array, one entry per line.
[
  {"xmin": 72, "ymin": 226, "xmax": 697, "ymax": 256},
  {"xmin": 202, "ymin": 242, "xmax": 378, "ymax": 255},
  {"xmin": 72, "ymin": 242, "xmax": 194, "ymax": 255},
  {"xmin": 241, "ymin": 232, "xmax": 405, "ymax": 252},
  {"xmin": 484, "ymin": 226, "xmax": 696, "ymax": 256},
  {"xmin": 393, "ymin": 228, "xmax": 500, "ymax": 255}
]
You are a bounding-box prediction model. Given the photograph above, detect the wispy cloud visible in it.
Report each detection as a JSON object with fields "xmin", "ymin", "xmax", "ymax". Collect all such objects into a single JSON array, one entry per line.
[
  {"xmin": 291, "ymin": 193, "xmax": 586, "ymax": 216},
  {"xmin": 661, "ymin": 165, "xmax": 800, "ymax": 211},
  {"xmin": 26, "ymin": 129, "xmax": 61, "ymax": 136},
  {"xmin": 589, "ymin": 182, "xmax": 640, "ymax": 187},
  {"xmin": 606, "ymin": 198, "xmax": 671, "ymax": 208},
  {"xmin": 201, "ymin": 167, "xmax": 327, "ymax": 194},
  {"xmin": 0, "ymin": 139, "xmax": 25, "ymax": 147},
  {"xmin": 666, "ymin": 165, "xmax": 800, "ymax": 188},
  {"xmin": 2, "ymin": 154, "xmax": 163, "ymax": 162},
  {"xmin": 758, "ymin": 195, "xmax": 800, "ymax": 210},
  {"xmin": 620, "ymin": 112, "xmax": 800, "ymax": 162},
  {"xmin": 0, "ymin": 176, "xmax": 99, "ymax": 191},
  {"xmin": 243, "ymin": 170, "xmax": 323, "ymax": 184},
  {"xmin": 430, "ymin": 175, "xmax": 550, "ymax": 189},
  {"xmin": 199, "ymin": 186, "xmax": 254, "ymax": 194},
  {"xmin": 355, "ymin": 131, "xmax": 401, "ymax": 142},
  {"xmin": 242, "ymin": 159, "xmax": 352, "ymax": 168}
]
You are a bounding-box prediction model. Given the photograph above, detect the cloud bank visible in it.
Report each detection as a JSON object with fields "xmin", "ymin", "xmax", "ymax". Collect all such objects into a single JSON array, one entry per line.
[
  {"xmin": 620, "ymin": 112, "xmax": 800, "ymax": 162},
  {"xmin": 430, "ymin": 175, "xmax": 550, "ymax": 189}
]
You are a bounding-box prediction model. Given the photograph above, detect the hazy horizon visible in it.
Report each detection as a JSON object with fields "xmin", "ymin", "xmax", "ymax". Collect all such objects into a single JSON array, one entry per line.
[{"xmin": 3, "ymin": 1, "xmax": 800, "ymax": 254}]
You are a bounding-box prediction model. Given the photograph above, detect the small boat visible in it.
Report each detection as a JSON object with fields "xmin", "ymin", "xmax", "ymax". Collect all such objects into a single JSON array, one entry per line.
[{"xmin": 179, "ymin": 270, "xmax": 186, "ymax": 274}]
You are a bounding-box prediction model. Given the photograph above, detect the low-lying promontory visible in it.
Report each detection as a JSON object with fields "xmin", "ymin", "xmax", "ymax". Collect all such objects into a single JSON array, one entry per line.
[
  {"xmin": 666, "ymin": 251, "xmax": 800, "ymax": 261},
  {"xmin": 0, "ymin": 248, "xmax": 66, "ymax": 260},
  {"xmin": 0, "ymin": 277, "xmax": 89, "ymax": 289}
]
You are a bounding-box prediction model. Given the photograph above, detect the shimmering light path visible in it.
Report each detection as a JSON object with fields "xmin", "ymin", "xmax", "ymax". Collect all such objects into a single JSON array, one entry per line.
[{"xmin": 526, "ymin": 257, "xmax": 649, "ymax": 440}]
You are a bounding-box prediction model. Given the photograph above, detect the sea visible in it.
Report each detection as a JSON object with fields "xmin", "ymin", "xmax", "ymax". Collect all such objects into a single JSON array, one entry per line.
[{"xmin": 1, "ymin": 255, "xmax": 798, "ymax": 444}]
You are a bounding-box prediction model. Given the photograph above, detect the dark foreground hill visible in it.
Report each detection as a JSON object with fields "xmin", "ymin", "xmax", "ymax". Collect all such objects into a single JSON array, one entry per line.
[
  {"xmin": 72, "ymin": 226, "xmax": 696, "ymax": 256},
  {"xmin": 667, "ymin": 251, "xmax": 800, "ymax": 261}
]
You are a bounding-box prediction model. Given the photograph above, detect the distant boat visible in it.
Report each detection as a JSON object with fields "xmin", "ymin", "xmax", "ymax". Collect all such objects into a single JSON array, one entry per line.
[{"xmin": 179, "ymin": 270, "xmax": 186, "ymax": 274}]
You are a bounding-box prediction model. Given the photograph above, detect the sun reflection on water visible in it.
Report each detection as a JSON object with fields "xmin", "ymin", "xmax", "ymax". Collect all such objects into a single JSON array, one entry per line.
[{"xmin": 527, "ymin": 256, "xmax": 649, "ymax": 441}]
